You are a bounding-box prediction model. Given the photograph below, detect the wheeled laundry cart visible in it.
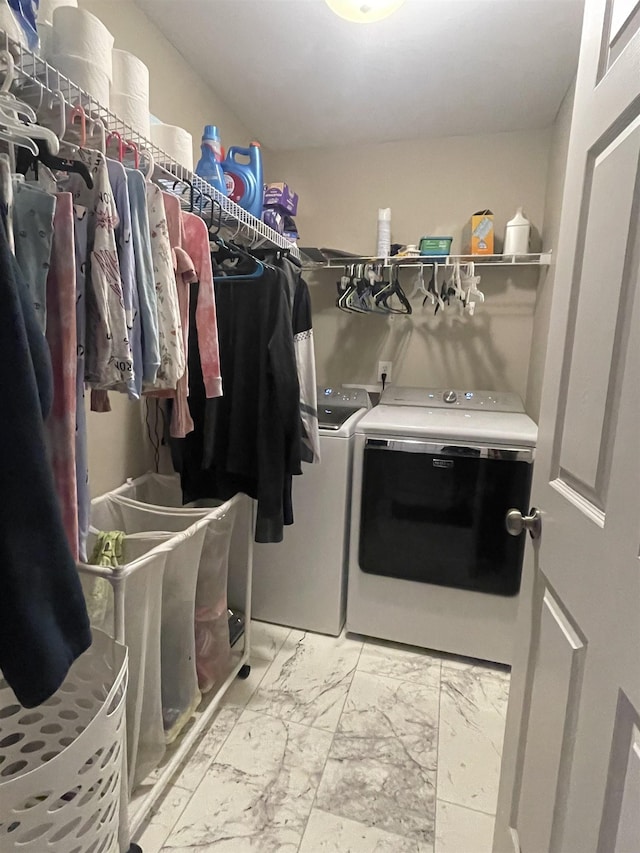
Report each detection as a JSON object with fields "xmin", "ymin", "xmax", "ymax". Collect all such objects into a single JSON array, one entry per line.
[{"xmin": 77, "ymin": 474, "xmax": 254, "ymax": 847}]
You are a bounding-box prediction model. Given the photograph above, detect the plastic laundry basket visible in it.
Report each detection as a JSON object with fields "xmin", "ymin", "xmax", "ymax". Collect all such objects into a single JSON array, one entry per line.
[{"xmin": 0, "ymin": 629, "xmax": 127, "ymax": 853}]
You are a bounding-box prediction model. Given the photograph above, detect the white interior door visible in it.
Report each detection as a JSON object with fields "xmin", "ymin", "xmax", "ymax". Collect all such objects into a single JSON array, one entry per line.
[{"xmin": 494, "ymin": 1, "xmax": 640, "ymax": 851}]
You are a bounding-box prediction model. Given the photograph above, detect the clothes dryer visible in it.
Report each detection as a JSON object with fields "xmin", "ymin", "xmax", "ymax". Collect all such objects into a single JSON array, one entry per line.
[{"xmin": 347, "ymin": 387, "xmax": 537, "ymax": 664}]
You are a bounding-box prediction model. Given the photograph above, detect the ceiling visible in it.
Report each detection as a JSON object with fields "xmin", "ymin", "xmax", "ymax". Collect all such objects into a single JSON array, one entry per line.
[{"xmin": 136, "ymin": 0, "xmax": 585, "ymax": 151}]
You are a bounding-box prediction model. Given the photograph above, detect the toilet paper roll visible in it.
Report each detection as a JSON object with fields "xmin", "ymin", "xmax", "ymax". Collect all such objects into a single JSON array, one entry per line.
[
  {"xmin": 112, "ymin": 50, "xmax": 149, "ymax": 103},
  {"xmin": 38, "ymin": 0, "xmax": 77, "ymax": 26},
  {"xmin": 37, "ymin": 21, "xmax": 54, "ymax": 60},
  {"xmin": 52, "ymin": 7, "xmax": 113, "ymax": 80},
  {"xmin": 49, "ymin": 54, "xmax": 110, "ymax": 107},
  {"xmin": 111, "ymin": 92, "xmax": 151, "ymax": 139},
  {"xmin": 151, "ymin": 123, "xmax": 194, "ymax": 172}
]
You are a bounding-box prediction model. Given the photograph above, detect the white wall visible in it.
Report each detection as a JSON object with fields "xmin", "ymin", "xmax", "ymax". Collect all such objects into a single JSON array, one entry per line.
[
  {"xmin": 269, "ymin": 129, "xmax": 551, "ymax": 402},
  {"xmin": 525, "ymin": 81, "xmax": 577, "ymax": 421}
]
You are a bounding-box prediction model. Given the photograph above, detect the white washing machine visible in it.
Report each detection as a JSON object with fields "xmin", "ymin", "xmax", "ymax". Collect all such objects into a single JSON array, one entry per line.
[
  {"xmin": 347, "ymin": 387, "xmax": 537, "ymax": 664},
  {"xmin": 252, "ymin": 386, "xmax": 370, "ymax": 636}
]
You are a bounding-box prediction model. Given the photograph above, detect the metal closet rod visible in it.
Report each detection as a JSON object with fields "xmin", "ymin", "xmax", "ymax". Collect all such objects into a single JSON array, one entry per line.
[
  {"xmin": 0, "ymin": 29, "xmax": 300, "ymax": 259},
  {"xmin": 302, "ymin": 252, "xmax": 552, "ymax": 271}
]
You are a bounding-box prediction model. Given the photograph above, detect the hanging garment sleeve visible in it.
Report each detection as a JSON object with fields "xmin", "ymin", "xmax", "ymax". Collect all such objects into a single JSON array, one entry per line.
[
  {"xmin": 291, "ymin": 268, "xmax": 320, "ymax": 463},
  {"xmin": 59, "ymin": 149, "xmax": 133, "ymax": 391},
  {"xmin": 127, "ymin": 168, "xmax": 160, "ymax": 385},
  {"xmin": 45, "ymin": 192, "xmax": 79, "ymax": 558},
  {"xmin": 107, "ymin": 159, "xmax": 142, "ymax": 398},
  {"xmin": 13, "ymin": 181, "xmax": 56, "ymax": 333},
  {"xmin": 0, "ymin": 216, "xmax": 91, "ymax": 708},
  {"xmin": 145, "ymin": 182, "xmax": 185, "ymax": 390},
  {"xmin": 73, "ymin": 202, "xmax": 90, "ymax": 561},
  {"xmin": 182, "ymin": 212, "xmax": 223, "ymax": 398}
]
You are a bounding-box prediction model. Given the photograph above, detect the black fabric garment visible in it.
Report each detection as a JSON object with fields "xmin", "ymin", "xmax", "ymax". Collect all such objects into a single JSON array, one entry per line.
[
  {"xmin": 174, "ymin": 266, "xmax": 302, "ymax": 543},
  {"xmin": 0, "ymin": 217, "xmax": 91, "ymax": 708},
  {"xmin": 272, "ymin": 256, "xmax": 318, "ymax": 465}
]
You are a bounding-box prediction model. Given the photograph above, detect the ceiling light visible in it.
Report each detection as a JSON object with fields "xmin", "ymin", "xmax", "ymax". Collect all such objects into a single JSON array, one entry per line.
[{"xmin": 325, "ymin": 0, "xmax": 406, "ymax": 24}]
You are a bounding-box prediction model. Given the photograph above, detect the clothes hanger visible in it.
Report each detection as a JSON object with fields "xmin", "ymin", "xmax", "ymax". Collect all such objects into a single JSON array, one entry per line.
[
  {"xmin": 0, "ymin": 51, "xmax": 36, "ymax": 123},
  {"xmin": 0, "ymin": 51, "xmax": 60, "ymax": 155},
  {"xmin": 140, "ymin": 146, "xmax": 155, "ymax": 180},
  {"xmin": 409, "ymin": 263, "xmax": 431, "ymax": 301},
  {"xmin": 106, "ymin": 131, "xmax": 126, "ymax": 162},
  {"xmin": 172, "ymin": 176, "xmax": 195, "ymax": 212},
  {"xmin": 124, "ymin": 140, "xmax": 140, "ymax": 169},
  {"xmin": 198, "ymin": 191, "xmax": 222, "ymax": 234},
  {"xmin": 374, "ymin": 264, "xmax": 412, "ymax": 315},
  {"xmin": 213, "ymin": 241, "xmax": 265, "ymax": 281},
  {"xmin": 69, "ymin": 104, "xmax": 87, "ymax": 148},
  {"xmin": 15, "ymin": 96, "xmax": 93, "ymax": 187},
  {"xmin": 16, "ymin": 138, "xmax": 94, "ymax": 187},
  {"xmin": 89, "ymin": 116, "xmax": 107, "ymax": 154}
]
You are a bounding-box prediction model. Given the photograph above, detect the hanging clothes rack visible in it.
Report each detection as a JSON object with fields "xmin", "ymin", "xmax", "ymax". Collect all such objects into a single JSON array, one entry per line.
[{"xmin": 0, "ymin": 30, "xmax": 300, "ymax": 260}]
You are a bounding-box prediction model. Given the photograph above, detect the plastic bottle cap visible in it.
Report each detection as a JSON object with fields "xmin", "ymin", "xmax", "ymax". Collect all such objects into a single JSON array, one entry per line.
[
  {"xmin": 204, "ymin": 125, "xmax": 220, "ymax": 139},
  {"xmin": 250, "ymin": 140, "xmax": 261, "ymax": 148}
]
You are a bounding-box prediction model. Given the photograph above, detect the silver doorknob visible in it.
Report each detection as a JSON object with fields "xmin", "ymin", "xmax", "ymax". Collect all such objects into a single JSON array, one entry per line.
[{"xmin": 505, "ymin": 507, "xmax": 542, "ymax": 539}]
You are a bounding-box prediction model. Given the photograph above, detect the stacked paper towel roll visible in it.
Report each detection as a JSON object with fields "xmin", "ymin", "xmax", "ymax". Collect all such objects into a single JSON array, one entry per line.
[
  {"xmin": 151, "ymin": 123, "xmax": 194, "ymax": 172},
  {"xmin": 38, "ymin": 0, "xmax": 77, "ymax": 24},
  {"xmin": 111, "ymin": 50, "xmax": 150, "ymax": 138},
  {"xmin": 49, "ymin": 7, "xmax": 113, "ymax": 106},
  {"xmin": 38, "ymin": 0, "xmax": 77, "ymax": 59}
]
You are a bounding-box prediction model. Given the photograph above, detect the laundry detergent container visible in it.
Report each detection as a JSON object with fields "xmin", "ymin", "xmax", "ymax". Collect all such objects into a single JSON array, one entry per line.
[{"xmin": 80, "ymin": 476, "xmax": 240, "ymax": 791}]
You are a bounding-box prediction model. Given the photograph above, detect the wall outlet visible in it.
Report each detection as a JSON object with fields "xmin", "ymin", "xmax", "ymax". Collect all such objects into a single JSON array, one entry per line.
[{"xmin": 378, "ymin": 360, "xmax": 392, "ymax": 384}]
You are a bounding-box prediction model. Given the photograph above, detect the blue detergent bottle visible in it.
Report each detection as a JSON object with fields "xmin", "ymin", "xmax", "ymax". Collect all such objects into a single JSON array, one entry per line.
[
  {"xmin": 195, "ymin": 125, "xmax": 228, "ymax": 196},
  {"xmin": 222, "ymin": 142, "xmax": 263, "ymax": 220}
]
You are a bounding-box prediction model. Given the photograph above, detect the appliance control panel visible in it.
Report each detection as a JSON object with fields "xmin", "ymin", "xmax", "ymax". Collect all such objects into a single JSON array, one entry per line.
[
  {"xmin": 319, "ymin": 386, "xmax": 371, "ymax": 409},
  {"xmin": 380, "ymin": 387, "xmax": 526, "ymax": 413}
]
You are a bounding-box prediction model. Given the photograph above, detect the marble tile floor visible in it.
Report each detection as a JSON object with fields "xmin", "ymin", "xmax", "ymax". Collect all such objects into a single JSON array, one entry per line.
[{"xmin": 136, "ymin": 621, "xmax": 510, "ymax": 853}]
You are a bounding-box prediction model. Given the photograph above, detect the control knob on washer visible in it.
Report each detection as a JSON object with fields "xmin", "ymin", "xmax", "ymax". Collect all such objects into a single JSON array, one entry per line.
[{"xmin": 443, "ymin": 390, "xmax": 457, "ymax": 404}]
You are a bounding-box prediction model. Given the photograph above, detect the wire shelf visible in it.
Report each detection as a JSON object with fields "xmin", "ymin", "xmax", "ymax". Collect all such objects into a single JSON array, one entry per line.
[
  {"xmin": 301, "ymin": 251, "xmax": 552, "ymax": 270},
  {"xmin": 1, "ymin": 31, "xmax": 300, "ymax": 259}
]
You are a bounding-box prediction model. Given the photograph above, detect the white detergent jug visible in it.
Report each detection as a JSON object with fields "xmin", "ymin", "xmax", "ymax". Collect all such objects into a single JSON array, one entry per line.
[{"xmin": 503, "ymin": 207, "xmax": 531, "ymax": 255}]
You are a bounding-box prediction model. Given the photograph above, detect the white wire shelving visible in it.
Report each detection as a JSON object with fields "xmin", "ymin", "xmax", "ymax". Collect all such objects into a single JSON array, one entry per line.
[
  {"xmin": 1, "ymin": 31, "xmax": 300, "ymax": 260},
  {"xmin": 301, "ymin": 251, "xmax": 551, "ymax": 270}
]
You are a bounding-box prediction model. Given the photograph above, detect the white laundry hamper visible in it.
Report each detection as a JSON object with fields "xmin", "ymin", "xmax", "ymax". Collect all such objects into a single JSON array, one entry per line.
[
  {"xmin": 106, "ymin": 475, "xmax": 238, "ymax": 694},
  {"xmin": 79, "ymin": 477, "xmax": 240, "ymax": 791},
  {"xmin": 0, "ymin": 629, "xmax": 127, "ymax": 853}
]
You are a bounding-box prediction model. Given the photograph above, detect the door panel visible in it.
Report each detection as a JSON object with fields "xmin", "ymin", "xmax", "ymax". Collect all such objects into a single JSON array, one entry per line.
[
  {"xmin": 516, "ymin": 588, "xmax": 586, "ymax": 853},
  {"xmin": 603, "ymin": 0, "xmax": 640, "ymax": 70},
  {"xmin": 598, "ymin": 691, "xmax": 640, "ymax": 853},
  {"xmin": 494, "ymin": 0, "xmax": 640, "ymax": 850},
  {"xmin": 557, "ymin": 116, "xmax": 640, "ymax": 510}
]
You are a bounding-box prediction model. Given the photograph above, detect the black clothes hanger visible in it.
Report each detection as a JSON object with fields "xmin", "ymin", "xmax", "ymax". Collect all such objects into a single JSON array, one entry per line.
[
  {"xmin": 199, "ymin": 192, "xmax": 222, "ymax": 235},
  {"xmin": 16, "ymin": 138, "xmax": 94, "ymax": 188},
  {"xmin": 211, "ymin": 234, "xmax": 265, "ymax": 281},
  {"xmin": 172, "ymin": 176, "xmax": 195, "ymax": 211}
]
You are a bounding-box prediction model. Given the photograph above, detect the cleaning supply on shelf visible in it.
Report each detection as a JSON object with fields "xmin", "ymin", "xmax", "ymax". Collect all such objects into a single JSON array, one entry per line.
[
  {"xmin": 503, "ymin": 207, "xmax": 531, "ymax": 255},
  {"xmin": 222, "ymin": 142, "xmax": 263, "ymax": 218},
  {"xmin": 463, "ymin": 209, "xmax": 495, "ymax": 255},
  {"xmin": 195, "ymin": 125, "xmax": 228, "ymax": 196},
  {"xmin": 377, "ymin": 207, "xmax": 391, "ymax": 257},
  {"xmin": 264, "ymin": 182, "xmax": 299, "ymax": 216}
]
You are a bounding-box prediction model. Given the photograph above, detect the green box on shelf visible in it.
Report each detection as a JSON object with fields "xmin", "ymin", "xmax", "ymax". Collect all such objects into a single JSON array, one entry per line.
[{"xmin": 419, "ymin": 236, "xmax": 453, "ymax": 256}]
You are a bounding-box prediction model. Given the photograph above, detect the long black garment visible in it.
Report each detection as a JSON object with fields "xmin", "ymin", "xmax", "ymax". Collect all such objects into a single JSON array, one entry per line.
[
  {"xmin": 174, "ymin": 266, "xmax": 301, "ymax": 543},
  {"xmin": 0, "ymin": 217, "xmax": 91, "ymax": 708}
]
